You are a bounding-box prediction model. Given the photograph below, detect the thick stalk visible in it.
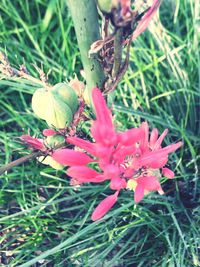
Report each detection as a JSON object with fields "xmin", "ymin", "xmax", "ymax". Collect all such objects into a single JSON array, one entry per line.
[
  {"xmin": 67, "ymin": 0, "xmax": 105, "ymax": 101},
  {"xmin": 112, "ymin": 28, "xmax": 123, "ymax": 78}
]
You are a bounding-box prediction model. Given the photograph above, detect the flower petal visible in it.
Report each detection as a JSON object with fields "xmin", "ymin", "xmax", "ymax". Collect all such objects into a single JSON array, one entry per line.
[
  {"xmin": 132, "ymin": 0, "xmax": 161, "ymax": 40},
  {"xmin": 91, "ymin": 191, "xmax": 119, "ymax": 221},
  {"xmin": 139, "ymin": 141, "xmax": 183, "ymax": 165},
  {"xmin": 149, "ymin": 128, "xmax": 158, "ymax": 148},
  {"xmin": 52, "ymin": 149, "xmax": 93, "ymax": 166},
  {"xmin": 140, "ymin": 121, "xmax": 149, "ymax": 152},
  {"xmin": 134, "ymin": 185, "xmax": 144, "ymax": 203},
  {"xmin": 92, "ymin": 88, "xmax": 113, "ymax": 128},
  {"xmin": 110, "ymin": 177, "xmax": 127, "ymax": 190},
  {"xmin": 43, "ymin": 129, "xmax": 56, "ymax": 137},
  {"xmin": 137, "ymin": 176, "xmax": 161, "ymax": 191},
  {"xmin": 20, "ymin": 135, "xmax": 45, "ymax": 151},
  {"xmin": 66, "ymin": 137, "xmax": 97, "ymax": 155},
  {"xmin": 153, "ymin": 129, "xmax": 168, "ymax": 150},
  {"xmin": 91, "ymin": 121, "xmax": 117, "ymax": 146},
  {"xmin": 117, "ymin": 128, "xmax": 142, "ymax": 145},
  {"xmin": 67, "ymin": 166, "xmax": 100, "ymax": 182},
  {"xmin": 101, "ymin": 164, "xmax": 120, "ymax": 179},
  {"xmin": 162, "ymin": 167, "xmax": 175, "ymax": 179}
]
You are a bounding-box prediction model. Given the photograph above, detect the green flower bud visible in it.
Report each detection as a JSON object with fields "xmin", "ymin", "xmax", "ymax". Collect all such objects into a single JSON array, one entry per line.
[
  {"xmin": 38, "ymin": 155, "xmax": 64, "ymax": 170},
  {"xmin": 46, "ymin": 135, "xmax": 65, "ymax": 148},
  {"xmin": 45, "ymin": 93, "xmax": 73, "ymax": 128},
  {"xmin": 31, "ymin": 88, "xmax": 73, "ymax": 129},
  {"xmin": 97, "ymin": 0, "xmax": 118, "ymax": 14},
  {"xmin": 52, "ymin": 83, "xmax": 78, "ymax": 114},
  {"xmin": 32, "ymin": 88, "xmax": 52, "ymax": 120}
]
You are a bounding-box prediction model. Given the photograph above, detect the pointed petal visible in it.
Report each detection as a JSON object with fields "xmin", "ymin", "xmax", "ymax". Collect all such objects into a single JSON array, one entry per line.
[
  {"xmin": 149, "ymin": 157, "xmax": 168, "ymax": 169},
  {"xmin": 91, "ymin": 121, "xmax": 117, "ymax": 146},
  {"xmin": 118, "ymin": 128, "xmax": 143, "ymax": 145},
  {"xmin": 110, "ymin": 177, "xmax": 127, "ymax": 190},
  {"xmin": 159, "ymin": 141, "xmax": 183, "ymax": 154},
  {"xmin": 153, "ymin": 129, "xmax": 168, "ymax": 150},
  {"xmin": 67, "ymin": 166, "xmax": 100, "ymax": 182},
  {"xmin": 162, "ymin": 167, "xmax": 175, "ymax": 179},
  {"xmin": 92, "ymin": 88, "xmax": 113, "ymax": 127},
  {"xmin": 66, "ymin": 137, "xmax": 97, "ymax": 155},
  {"xmin": 134, "ymin": 185, "xmax": 144, "ymax": 203},
  {"xmin": 52, "ymin": 149, "xmax": 93, "ymax": 166},
  {"xmin": 149, "ymin": 128, "xmax": 158, "ymax": 147},
  {"xmin": 95, "ymin": 144, "xmax": 113, "ymax": 159},
  {"xmin": 101, "ymin": 164, "xmax": 120, "ymax": 179},
  {"xmin": 138, "ymin": 153, "xmax": 168, "ymax": 169},
  {"xmin": 140, "ymin": 121, "xmax": 149, "ymax": 152},
  {"xmin": 132, "ymin": 0, "xmax": 161, "ymax": 40},
  {"xmin": 113, "ymin": 146, "xmax": 141, "ymax": 164},
  {"xmin": 43, "ymin": 129, "xmax": 56, "ymax": 137},
  {"xmin": 137, "ymin": 176, "xmax": 161, "ymax": 191},
  {"xmin": 20, "ymin": 135, "xmax": 45, "ymax": 151},
  {"xmin": 91, "ymin": 191, "xmax": 119, "ymax": 221},
  {"xmin": 139, "ymin": 141, "xmax": 183, "ymax": 165}
]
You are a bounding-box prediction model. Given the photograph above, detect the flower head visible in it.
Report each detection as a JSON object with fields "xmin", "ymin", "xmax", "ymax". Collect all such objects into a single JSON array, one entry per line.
[{"xmin": 53, "ymin": 88, "xmax": 182, "ymax": 221}]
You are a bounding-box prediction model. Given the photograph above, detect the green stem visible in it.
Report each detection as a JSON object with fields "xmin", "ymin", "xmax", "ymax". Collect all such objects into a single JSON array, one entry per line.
[
  {"xmin": 67, "ymin": 0, "xmax": 105, "ymax": 101},
  {"xmin": 112, "ymin": 28, "xmax": 123, "ymax": 78}
]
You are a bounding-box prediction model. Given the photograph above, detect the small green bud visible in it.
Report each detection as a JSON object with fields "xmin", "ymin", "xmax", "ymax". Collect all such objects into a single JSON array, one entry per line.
[
  {"xmin": 52, "ymin": 83, "xmax": 78, "ymax": 114},
  {"xmin": 97, "ymin": 0, "xmax": 118, "ymax": 14},
  {"xmin": 46, "ymin": 135, "xmax": 65, "ymax": 148}
]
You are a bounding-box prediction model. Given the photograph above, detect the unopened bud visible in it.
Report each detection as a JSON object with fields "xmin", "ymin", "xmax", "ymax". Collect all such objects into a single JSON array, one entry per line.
[
  {"xmin": 97, "ymin": 0, "xmax": 119, "ymax": 14},
  {"xmin": 52, "ymin": 83, "xmax": 78, "ymax": 114},
  {"xmin": 32, "ymin": 88, "xmax": 73, "ymax": 129},
  {"xmin": 46, "ymin": 135, "xmax": 65, "ymax": 148}
]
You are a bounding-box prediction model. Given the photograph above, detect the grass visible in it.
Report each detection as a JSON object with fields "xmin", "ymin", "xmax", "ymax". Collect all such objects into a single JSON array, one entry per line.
[{"xmin": 0, "ymin": 0, "xmax": 199, "ymax": 266}]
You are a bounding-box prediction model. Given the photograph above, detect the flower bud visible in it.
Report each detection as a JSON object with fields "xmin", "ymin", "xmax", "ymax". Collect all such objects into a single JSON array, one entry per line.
[
  {"xmin": 32, "ymin": 88, "xmax": 73, "ymax": 128},
  {"xmin": 32, "ymin": 88, "xmax": 52, "ymax": 120},
  {"xmin": 97, "ymin": 0, "xmax": 118, "ymax": 14},
  {"xmin": 46, "ymin": 135, "xmax": 65, "ymax": 148},
  {"xmin": 52, "ymin": 83, "xmax": 78, "ymax": 114},
  {"xmin": 45, "ymin": 94, "xmax": 73, "ymax": 128}
]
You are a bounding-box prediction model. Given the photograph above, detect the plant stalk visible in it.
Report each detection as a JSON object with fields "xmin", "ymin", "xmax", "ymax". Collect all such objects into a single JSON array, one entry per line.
[
  {"xmin": 67, "ymin": 0, "xmax": 105, "ymax": 101},
  {"xmin": 0, "ymin": 152, "xmax": 41, "ymax": 176}
]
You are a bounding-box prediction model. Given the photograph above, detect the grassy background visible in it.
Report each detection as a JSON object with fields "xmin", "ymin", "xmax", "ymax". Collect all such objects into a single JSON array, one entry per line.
[{"xmin": 0, "ymin": 0, "xmax": 199, "ymax": 266}]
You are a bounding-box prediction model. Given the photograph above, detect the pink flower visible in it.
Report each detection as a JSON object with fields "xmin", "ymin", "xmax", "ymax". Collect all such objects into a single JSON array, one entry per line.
[
  {"xmin": 132, "ymin": 0, "xmax": 161, "ymax": 40},
  {"xmin": 20, "ymin": 135, "xmax": 45, "ymax": 151},
  {"xmin": 55, "ymin": 88, "xmax": 182, "ymax": 220}
]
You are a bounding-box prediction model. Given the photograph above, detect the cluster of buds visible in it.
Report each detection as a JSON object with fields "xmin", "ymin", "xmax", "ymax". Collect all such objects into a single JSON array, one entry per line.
[{"xmin": 51, "ymin": 88, "xmax": 182, "ymax": 221}]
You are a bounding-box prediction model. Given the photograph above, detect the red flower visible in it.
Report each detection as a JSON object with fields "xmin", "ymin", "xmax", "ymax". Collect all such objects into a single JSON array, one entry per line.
[{"xmin": 55, "ymin": 88, "xmax": 182, "ymax": 220}]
